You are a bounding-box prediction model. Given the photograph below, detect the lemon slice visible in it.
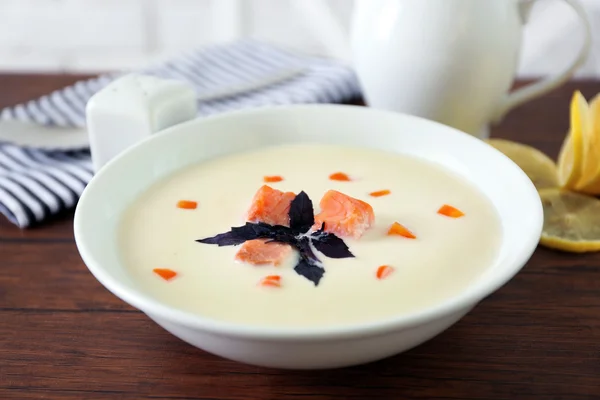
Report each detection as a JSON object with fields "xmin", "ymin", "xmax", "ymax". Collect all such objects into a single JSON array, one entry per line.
[
  {"xmin": 539, "ymin": 188, "xmax": 600, "ymax": 253},
  {"xmin": 558, "ymin": 91, "xmax": 588, "ymax": 190},
  {"xmin": 486, "ymin": 138, "xmax": 558, "ymax": 190},
  {"xmin": 575, "ymin": 93, "xmax": 600, "ymax": 194}
]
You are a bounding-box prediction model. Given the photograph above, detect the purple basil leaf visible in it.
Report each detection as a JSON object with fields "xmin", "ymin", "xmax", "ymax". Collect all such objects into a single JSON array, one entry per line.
[
  {"xmin": 289, "ymin": 191, "xmax": 314, "ymax": 233},
  {"xmin": 294, "ymin": 258, "xmax": 324, "ymax": 286},
  {"xmin": 197, "ymin": 222, "xmax": 276, "ymax": 246},
  {"xmin": 239, "ymin": 222, "xmax": 274, "ymax": 238},
  {"xmin": 265, "ymin": 236, "xmax": 295, "ymax": 246},
  {"xmin": 309, "ymin": 223, "xmax": 354, "ymax": 258},
  {"xmin": 262, "ymin": 224, "xmax": 297, "ymax": 246},
  {"xmin": 197, "ymin": 231, "xmax": 248, "ymax": 246},
  {"xmin": 292, "ymin": 236, "xmax": 325, "ymax": 285},
  {"xmin": 311, "ymin": 232, "xmax": 354, "ymax": 258},
  {"xmin": 296, "ymin": 236, "xmax": 320, "ymax": 264}
]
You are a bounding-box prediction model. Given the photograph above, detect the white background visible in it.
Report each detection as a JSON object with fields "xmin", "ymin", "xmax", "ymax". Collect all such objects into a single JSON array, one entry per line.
[{"xmin": 0, "ymin": 0, "xmax": 598, "ymax": 77}]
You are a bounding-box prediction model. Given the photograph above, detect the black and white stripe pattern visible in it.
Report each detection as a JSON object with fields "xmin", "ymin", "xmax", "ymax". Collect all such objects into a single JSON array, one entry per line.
[{"xmin": 0, "ymin": 40, "xmax": 361, "ymax": 228}]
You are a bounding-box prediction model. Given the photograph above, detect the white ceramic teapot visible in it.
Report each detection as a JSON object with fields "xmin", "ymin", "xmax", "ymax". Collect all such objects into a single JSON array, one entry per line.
[{"xmin": 349, "ymin": 0, "xmax": 592, "ymax": 137}]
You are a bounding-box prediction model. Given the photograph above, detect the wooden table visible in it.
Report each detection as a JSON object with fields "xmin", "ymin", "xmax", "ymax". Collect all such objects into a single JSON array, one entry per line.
[{"xmin": 1, "ymin": 74, "xmax": 599, "ymax": 400}]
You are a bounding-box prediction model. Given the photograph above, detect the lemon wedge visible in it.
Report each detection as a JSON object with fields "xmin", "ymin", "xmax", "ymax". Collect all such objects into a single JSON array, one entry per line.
[
  {"xmin": 574, "ymin": 93, "xmax": 600, "ymax": 194},
  {"xmin": 558, "ymin": 91, "xmax": 589, "ymax": 190},
  {"xmin": 539, "ymin": 188, "xmax": 600, "ymax": 253},
  {"xmin": 486, "ymin": 138, "xmax": 558, "ymax": 190}
]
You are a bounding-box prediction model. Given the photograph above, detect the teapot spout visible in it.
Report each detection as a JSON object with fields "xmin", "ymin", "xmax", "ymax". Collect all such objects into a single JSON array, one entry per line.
[{"xmin": 86, "ymin": 74, "xmax": 197, "ymax": 172}]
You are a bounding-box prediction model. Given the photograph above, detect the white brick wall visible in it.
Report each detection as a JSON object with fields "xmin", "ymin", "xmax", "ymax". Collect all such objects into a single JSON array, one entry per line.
[{"xmin": 0, "ymin": 0, "xmax": 598, "ymax": 77}]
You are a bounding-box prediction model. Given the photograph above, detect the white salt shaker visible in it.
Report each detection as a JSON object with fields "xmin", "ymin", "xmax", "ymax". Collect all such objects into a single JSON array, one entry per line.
[{"xmin": 86, "ymin": 74, "xmax": 197, "ymax": 172}]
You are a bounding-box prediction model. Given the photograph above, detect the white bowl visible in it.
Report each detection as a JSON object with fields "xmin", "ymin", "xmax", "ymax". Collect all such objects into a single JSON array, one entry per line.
[{"xmin": 74, "ymin": 105, "xmax": 542, "ymax": 369}]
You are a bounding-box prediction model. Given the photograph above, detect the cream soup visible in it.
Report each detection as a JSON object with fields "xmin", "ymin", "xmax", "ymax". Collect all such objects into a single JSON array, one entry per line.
[{"xmin": 119, "ymin": 144, "xmax": 502, "ymax": 328}]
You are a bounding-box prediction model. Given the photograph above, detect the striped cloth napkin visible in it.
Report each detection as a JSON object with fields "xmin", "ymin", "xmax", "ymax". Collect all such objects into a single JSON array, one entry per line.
[{"xmin": 0, "ymin": 40, "xmax": 360, "ymax": 228}]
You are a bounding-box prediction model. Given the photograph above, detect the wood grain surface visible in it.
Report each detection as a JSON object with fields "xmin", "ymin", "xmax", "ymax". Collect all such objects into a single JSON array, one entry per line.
[{"xmin": 1, "ymin": 75, "xmax": 599, "ymax": 400}]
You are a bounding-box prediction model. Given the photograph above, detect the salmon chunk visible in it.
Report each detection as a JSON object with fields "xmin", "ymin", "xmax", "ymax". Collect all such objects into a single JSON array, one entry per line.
[
  {"xmin": 245, "ymin": 185, "xmax": 296, "ymax": 227},
  {"xmin": 235, "ymin": 239, "xmax": 292, "ymax": 266},
  {"xmin": 314, "ymin": 190, "xmax": 375, "ymax": 239}
]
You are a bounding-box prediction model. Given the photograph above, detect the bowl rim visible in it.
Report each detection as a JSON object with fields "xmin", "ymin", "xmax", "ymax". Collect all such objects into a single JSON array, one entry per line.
[{"xmin": 74, "ymin": 104, "xmax": 543, "ymax": 341}]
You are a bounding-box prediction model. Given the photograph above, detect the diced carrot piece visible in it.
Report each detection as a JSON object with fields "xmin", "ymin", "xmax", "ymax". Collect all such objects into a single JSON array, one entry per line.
[
  {"xmin": 176, "ymin": 200, "xmax": 197, "ymax": 209},
  {"xmin": 259, "ymin": 275, "xmax": 282, "ymax": 287},
  {"xmin": 314, "ymin": 190, "xmax": 375, "ymax": 239},
  {"xmin": 437, "ymin": 204, "xmax": 465, "ymax": 218},
  {"xmin": 329, "ymin": 172, "xmax": 351, "ymax": 181},
  {"xmin": 263, "ymin": 175, "xmax": 283, "ymax": 183},
  {"xmin": 369, "ymin": 189, "xmax": 391, "ymax": 197},
  {"xmin": 153, "ymin": 268, "xmax": 178, "ymax": 281},
  {"xmin": 376, "ymin": 265, "xmax": 395, "ymax": 280},
  {"xmin": 387, "ymin": 222, "xmax": 416, "ymax": 239},
  {"xmin": 246, "ymin": 185, "xmax": 296, "ymax": 226},
  {"xmin": 235, "ymin": 239, "xmax": 292, "ymax": 266}
]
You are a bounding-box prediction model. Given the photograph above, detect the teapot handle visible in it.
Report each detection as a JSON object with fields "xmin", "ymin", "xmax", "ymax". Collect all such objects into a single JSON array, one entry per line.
[{"xmin": 491, "ymin": 0, "xmax": 592, "ymax": 124}]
